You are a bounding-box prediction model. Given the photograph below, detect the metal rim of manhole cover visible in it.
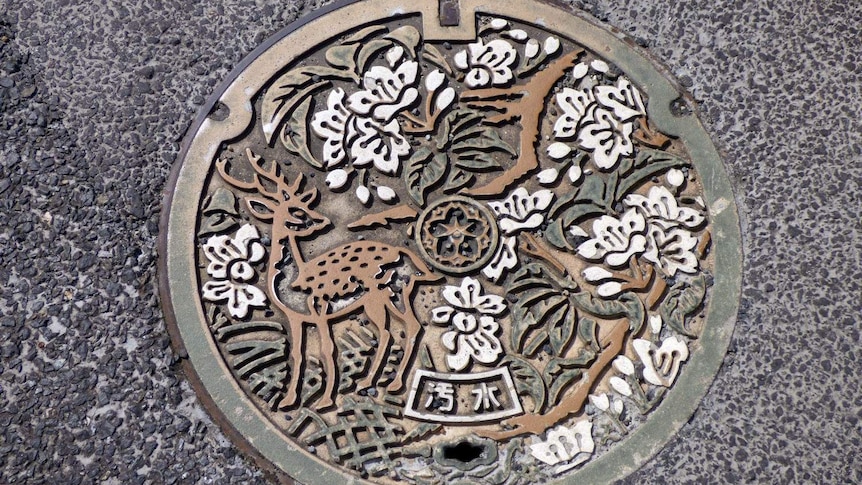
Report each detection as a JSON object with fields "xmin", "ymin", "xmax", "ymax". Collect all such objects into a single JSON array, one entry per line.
[{"xmin": 158, "ymin": 1, "xmax": 742, "ymax": 483}]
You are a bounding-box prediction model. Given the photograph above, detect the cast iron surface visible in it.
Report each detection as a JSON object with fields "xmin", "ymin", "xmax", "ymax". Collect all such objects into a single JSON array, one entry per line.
[
  {"xmin": 161, "ymin": 1, "xmax": 738, "ymax": 483},
  {"xmin": 0, "ymin": 0, "xmax": 859, "ymax": 484}
]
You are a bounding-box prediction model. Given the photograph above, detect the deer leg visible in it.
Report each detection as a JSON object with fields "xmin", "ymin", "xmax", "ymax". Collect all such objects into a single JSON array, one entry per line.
[
  {"xmin": 281, "ymin": 318, "xmax": 305, "ymax": 409},
  {"xmin": 357, "ymin": 301, "xmax": 391, "ymax": 389},
  {"xmin": 386, "ymin": 298, "xmax": 424, "ymax": 394},
  {"xmin": 315, "ymin": 319, "xmax": 337, "ymax": 411}
]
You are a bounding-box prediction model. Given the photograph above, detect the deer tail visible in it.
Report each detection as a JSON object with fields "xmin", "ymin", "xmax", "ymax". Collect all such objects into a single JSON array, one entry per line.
[{"xmin": 401, "ymin": 249, "xmax": 443, "ymax": 283}]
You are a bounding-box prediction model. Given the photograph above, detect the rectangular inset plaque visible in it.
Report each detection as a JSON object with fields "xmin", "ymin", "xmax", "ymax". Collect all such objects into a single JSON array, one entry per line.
[{"xmin": 404, "ymin": 368, "xmax": 523, "ymax": 423}]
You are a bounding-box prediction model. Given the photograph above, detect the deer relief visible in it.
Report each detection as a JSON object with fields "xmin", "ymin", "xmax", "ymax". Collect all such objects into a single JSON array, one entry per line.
[{"xmin": 216, "ymin": 149, "xmax": 440, "ymax": 410}]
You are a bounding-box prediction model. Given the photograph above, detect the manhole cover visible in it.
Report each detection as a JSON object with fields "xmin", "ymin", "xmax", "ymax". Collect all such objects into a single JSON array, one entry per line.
[{"xmin": 159, "ymin": 1, "xmax": 741, "ymax": 483}]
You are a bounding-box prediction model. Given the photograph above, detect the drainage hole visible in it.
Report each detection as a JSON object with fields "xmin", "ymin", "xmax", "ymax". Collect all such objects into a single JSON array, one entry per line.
[{"xmin": 442, "ymin": 441, "xmax": 485, "ymax": 463}]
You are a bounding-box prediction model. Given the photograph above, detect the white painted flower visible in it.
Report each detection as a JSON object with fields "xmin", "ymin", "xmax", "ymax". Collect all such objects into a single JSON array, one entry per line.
[
  {"xmin": 577, "ymin": 187, "xmax": 704, "ymax": 280},
  {"xmin": 376, "ymin": 185, "xmax": 397, "ymax": 203},
  {"xmin": 454, "ymin": 39, "xmax": 517, "ymax": 88},
  {"xmin": 347, "ymin": 60, "xmax": 420, "ymax": 122},
  {"xmin": 553, "ymin": 87, "xmax": 595, "ymax": 139},
  {"xmin": 590, "ymin": 59, "xmax": 609, "ymax": 73},
  {"xmin": 432, "ymin": 277, "xmax": 506, "ymax": 371},
  {"xmin": 577, "ymin": 104, "xmax": 635, "ymax": 170},
  {"xmin": 624, "ymin": 186, "xmax": 704, "ymax": 276},
  {"xmin": 311, "ymin": 60, "xmax": 418, "ymax": 178},
  {"xmin": 552, "ymin": 76, "xmax": 646, "ymax": 172},
  {"xmin": 201, "ymin": 224, "xmax": 267, "ymax": 319},
  {"xmin": 441, "ymin": 314, "xmax": 502, "ymax": 371},
  {"xmin": 597, "ymin": 281, "xmax": 624, "ymax": 298},
  {"xmin": 632, "ymin": 336, "xmax": 690, "ymax": 387},
  {"xmin": 489, "ymin": 18, "xmax": 508, "ymax": 30},
  {"xmin": 624, "ymin": 186, "xmax": 705, "ymax": 230},
  {"xmin": 529, "ymin": 420, "xmax": 594, "ymax": 474},
  {"xmin": 505, "ymin": 29, "xmax": 529, "ymax": 41},
  {"xmin": 355, "ymin": 184, "xmax": 371, "ymax": 204},
  {"xmin": 567, "ymin": 163, "xmax": 583, "ymax": 183},
  {"xmin": 437, "ymin": 277, "xmax": 507, "ymax": 315},
  {"xmin": 577, "ymin": 208, "xmax": 648, "ymax": 268},
  {"xmin": 425, "ymin": 69, "xmax": 446, "ymax": 92},
  {"xmin": 572, "ymin": 62, "xmax": 589, "ymax": 80},
  {"xmin": 589, "ymin": 393, "xmax": 624, "ymax": 417},
  {"xmin": 547, "ymin": 142, "xmax": 572, "ymax": 160},
  {"xmin": 487, "ymin": 188, "xmax": 555, "ymax": 235}
]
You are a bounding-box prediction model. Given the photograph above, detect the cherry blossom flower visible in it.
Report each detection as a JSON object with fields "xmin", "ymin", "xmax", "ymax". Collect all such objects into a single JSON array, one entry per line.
[
  {"xmin": 311, "ymin": 54, "xmax": 418, "ymax": 182},
  {"xmin": 551, "ymin": 75, "xmax": 647, "ymax": 171},
  {"xmin": 431, "ymin": 277, "xmax": 506, "ymax": 371},
  {"xmin": 577, "ymin": 208, "xmax": 648, "ymax": 268},
  {"xmin": 624, "ymin": 185, "xmax": 705, "ymax": 230},
  {"xmin": 577, "ymin": 186, "xmax": 706, "ymax": 281},
  {"xmin": 483, "ymin": 188, "xmax": 554, "ymax": 282},
  {"xmin": 201, "ymin": 224, "xmax": 267, "ymax": 319},
  {"xmin": 487, "ymin": 188, "xmax": 555, "ymax": 235},
  {"xmin": 454, "ymin": 39, "xmax": 517, "ymax": 88},
  {"xmin": 529, "ymin": 420, "xmax": 595, "ymax": 473},
  {"xmin": 632, "ymin": 336, "xmax": 690, "ymax": 387},
  {"xmin": 625, "ymin": 186, "xmax": 705, "ymax": 275}
]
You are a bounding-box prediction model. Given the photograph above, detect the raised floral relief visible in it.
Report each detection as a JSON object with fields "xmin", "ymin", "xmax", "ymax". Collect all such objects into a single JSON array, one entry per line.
[
  {"xmin": 190, "ymin": 14, "xmax": 716, "ymax": 485},
  {"xmin": 201, "ymin": 224, "xmax": 267, "ymax": 319},
  {"xmin": 454, "ymin": 39, "xmax": 517, "ymax": 88},
  {"xmin": 431, "ymin": 277, "xmax": 506, "ymax": 371}
]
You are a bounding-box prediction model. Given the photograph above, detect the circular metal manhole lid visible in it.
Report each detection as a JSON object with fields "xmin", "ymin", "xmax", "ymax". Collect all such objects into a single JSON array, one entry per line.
[{"xmin": 159, "ymin": 1, "xmax": 742, "ymax": 483}]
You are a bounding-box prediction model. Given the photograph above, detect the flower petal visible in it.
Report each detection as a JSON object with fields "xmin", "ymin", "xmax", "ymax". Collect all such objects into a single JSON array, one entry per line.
[
  {"xmin": 453, "ymin": 49, "xmax": 469, "ymax": 70},
  {"xmin": 543, "ymin": 36, "xmax": 561, "ymax": 55},
  {"xmin": 583, "ymin": 266, "xmax": 614, "ymax": 282},
  {"xmin": 202, "ymin": 280, "xmax": 233, "ymax": 302},
  {"xmin": 435, "ymin": 87, "xmax": 456, "ymax": 111},
  {"xmin": 589, "ymin": 393, "xmax": 610, "ymax": 411},
  {"xmin": 613, "ymin": 355, "xmax": 635, "ymax": 376},
  {"xmin": 525, "ymin": 38, "xmax": 540, "ymax": 59},
  {"xmin": 446, "ymin": 337, "xmax": 473, "ymax": 371},
  {"xmin": 547, "ymin": 142, "xmax": 572, "ymax": 160},
  {"xmin": 482, "ymin": 235, "xmax": 518, "ymax": 282},
  {"xmin": 609, "ymin": 376, "xmax": 632, "ymax": 396},
  {"xmin": 597, "ymin": 281, "xmax": 624, "ymax": 297},
  {"xmin": 325, "ymin": 169, "xmax": 350, "ymax": 190},
  {"xmin": 441, "ymin": 330, "xmax": 459, "ymax": 352},
  {"xmin": 453, "ymin": 312, "xmax": 478, "ymax": 333},
  {"xmin": 431, "ymin": 306, "xmax": 455, "ymax": 324}
]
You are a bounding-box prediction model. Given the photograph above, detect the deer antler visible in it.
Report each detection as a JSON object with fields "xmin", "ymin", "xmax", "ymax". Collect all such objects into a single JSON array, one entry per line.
[{"xmin": 216, "ymin": 148, "xmax": 285, "ymax": 201}]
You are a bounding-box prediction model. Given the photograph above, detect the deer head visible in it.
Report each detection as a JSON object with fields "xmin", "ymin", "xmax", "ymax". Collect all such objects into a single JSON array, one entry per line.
[{"xmin": 216, "ymin": 149, "xmax": 331, "ymax": 238}]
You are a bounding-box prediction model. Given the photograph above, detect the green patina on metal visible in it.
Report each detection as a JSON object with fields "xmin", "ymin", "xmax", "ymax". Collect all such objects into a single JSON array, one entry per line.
[{"xmin": 159, "ymin": 1, "xmax": 741, "ymax": 483}]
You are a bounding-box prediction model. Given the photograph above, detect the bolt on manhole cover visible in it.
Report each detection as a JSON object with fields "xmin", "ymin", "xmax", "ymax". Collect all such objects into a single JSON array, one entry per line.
[{"xmin": 159, "ymin": 1, "xmax": 742, "ymax": 483}]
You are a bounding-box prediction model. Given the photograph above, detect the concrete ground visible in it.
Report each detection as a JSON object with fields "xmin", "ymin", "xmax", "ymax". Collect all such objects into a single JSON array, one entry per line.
[{"xmin": 0, "ymin": 0, "xmax": 859, "ymax": 483}]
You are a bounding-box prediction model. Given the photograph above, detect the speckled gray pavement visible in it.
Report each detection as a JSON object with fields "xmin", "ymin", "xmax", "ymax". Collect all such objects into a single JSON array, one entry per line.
[{"xmin": 0, "ymin": 0, "xmax": 859, "ymax": 483}]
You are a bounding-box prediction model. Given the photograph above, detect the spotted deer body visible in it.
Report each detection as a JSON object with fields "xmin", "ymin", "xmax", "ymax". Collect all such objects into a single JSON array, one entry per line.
[
  {"xmin": 217, "ymin": 149, "xmax": 439, "ymax": 410},
  {"xmin": 294, "ymin": 242, "xmax": 405, "ymax": 298}
]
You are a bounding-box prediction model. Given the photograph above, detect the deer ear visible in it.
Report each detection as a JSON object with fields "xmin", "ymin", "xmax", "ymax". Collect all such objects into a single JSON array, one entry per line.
[{"xmin": 245, "ymin": 198, "xmax": 276, "ymax": 222}]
